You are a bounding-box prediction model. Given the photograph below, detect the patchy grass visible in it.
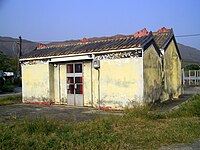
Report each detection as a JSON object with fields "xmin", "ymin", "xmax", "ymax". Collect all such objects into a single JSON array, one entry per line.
[
  {"xmin": 0, "ymin": 94, "xmax": 22, "ymax": 105},
  {"xmin": 168, "ymin": 94, "xmax": 200, "ymax": 118},
  {"xmin": 0, "ymin": 94, "xmax": 200, "ymax": 149}
]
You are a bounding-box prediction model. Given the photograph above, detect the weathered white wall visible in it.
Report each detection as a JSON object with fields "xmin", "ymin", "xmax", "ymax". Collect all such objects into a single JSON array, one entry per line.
[
  {"xmin": 143, "ymin": 45, "xmax": 162, "ymax": 103},
  {"xmin": 22, "ymin": 62, "xmax": 50, "ymax": 103},
  {"xmin": 83, "ymin": 61, "xmax": 93, "ymax": 106},
  {"xmin": 53, "ymin": 64, "xmax": 67, "ymax": 104},
  {"xmin": 92, "ymin": 57, "xmax": 144, "ymax": 109},
  {"xmin": 162, "ymin": 39, "xmax": 182, "ymax": 100}
]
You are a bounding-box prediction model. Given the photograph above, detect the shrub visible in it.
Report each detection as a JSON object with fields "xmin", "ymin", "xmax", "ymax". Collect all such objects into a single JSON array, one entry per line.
[{"xmin": 1, "ymin": 84, "xmax": 15, "ymax": 92}]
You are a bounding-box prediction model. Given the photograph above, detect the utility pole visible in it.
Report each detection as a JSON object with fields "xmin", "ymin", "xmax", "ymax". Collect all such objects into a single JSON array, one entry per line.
[{"xmin": 18, "ymin": 36, "xmax": 22, "ymax": 77}]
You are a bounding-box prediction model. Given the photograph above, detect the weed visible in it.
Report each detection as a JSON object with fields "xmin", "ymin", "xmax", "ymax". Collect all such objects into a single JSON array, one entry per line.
[
  {"xmin": 0, "ymin": 95, "xmax": 200, "ymax": 149},
  {"xmin": 0, "ymin": 94, "xmax": 22, "ymax": 105},
  {"xmin": 168, "ymin": 94, "xmax": 200, "ymax": 118}
]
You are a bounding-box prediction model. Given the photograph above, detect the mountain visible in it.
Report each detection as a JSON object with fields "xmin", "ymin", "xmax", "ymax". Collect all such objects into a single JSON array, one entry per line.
[
  {"xmin": 0, "ymin": 36, "xmax": 39, "ymax": 57},
  {"xmin": 0, "ymin": 36, "xmax": 200, "ymax": 68},
  {"xmin": 177, "ymin": 43, "xmax": 200, "ymax": 67}
]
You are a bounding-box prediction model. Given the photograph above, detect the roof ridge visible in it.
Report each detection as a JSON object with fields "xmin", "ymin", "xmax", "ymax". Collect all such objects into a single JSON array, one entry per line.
[{"xmin": 44, "ymin": 34, "xmax": 137, "ymax": 49}]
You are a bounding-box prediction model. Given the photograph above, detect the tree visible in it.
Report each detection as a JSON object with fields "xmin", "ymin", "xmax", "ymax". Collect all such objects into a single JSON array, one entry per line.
[
  {"xmin": 184, "ymin": 64, "xmax": 200, "ymax": 72},
  {"xmin": 0, "ymin": 52, "xmax": 18, "ymax": 75}
]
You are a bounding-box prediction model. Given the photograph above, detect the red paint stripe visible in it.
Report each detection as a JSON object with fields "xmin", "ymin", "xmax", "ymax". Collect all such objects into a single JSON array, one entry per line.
[{"xmin": 24, "ymin": 101, "xmax": 54, "ymax": 105}]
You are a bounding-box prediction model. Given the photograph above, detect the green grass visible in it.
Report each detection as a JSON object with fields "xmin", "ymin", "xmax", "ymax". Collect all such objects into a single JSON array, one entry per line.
[
  {"xmin": 168, "ymin": 94, "xmax": 200, "ymax": 118},
  {"xmin": 0, "ymin": 95, "xmax": 200, "ymax": 149},
  {"xmin": 0, "ymin": 94, "xmax": 22, "ymax": 105}
]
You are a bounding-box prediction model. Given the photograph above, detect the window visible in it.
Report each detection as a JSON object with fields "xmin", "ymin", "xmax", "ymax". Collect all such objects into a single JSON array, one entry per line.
[
  {"xmin": 75, "ymin": 77, "xmax": 83, "ymax": 83},
  {"xmin": 67, "ymin": 77, "xmax": 74, "ymax": 83},
  {"xmin": 75, "ymin": 85, "xmax": 83, "ymax": 94},
  {"xmin": 67, "ymin": 85, "xmax": 74, "ymax": 94},
  {"xmin": 75, "ymin": 64, "xmax": 82, "ymax": 73},
  {"xmin": 67, "ymin": 64, "xmax": 73, "ymax": 73}
]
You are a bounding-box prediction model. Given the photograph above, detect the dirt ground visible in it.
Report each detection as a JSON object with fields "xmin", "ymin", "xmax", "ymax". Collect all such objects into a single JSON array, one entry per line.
[
  {"xmin": 0, "ymin": 104, "xmax": 123, "ymax": 123},
  {"xmin": 0, "ymin": 86, "xmax": 199, "ymax": 123}
]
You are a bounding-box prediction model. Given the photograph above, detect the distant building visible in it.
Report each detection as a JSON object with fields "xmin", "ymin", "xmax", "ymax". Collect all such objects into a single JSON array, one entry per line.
[
  {"xmin": 20, "ymin": 27, "xmax": 182, "ymax": 109},
  {"xmin": 3, "ymin": 72, "xmax": 14, "ymax": 77}
]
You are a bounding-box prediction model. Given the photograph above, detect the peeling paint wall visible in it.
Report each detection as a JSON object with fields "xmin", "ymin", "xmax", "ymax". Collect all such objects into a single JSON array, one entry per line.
[
  {"xmin": 49, "ymin": 64, "xmax": 55, "ymax": 102},
  {"xmin": 143, "ymin": 45, "xmax": 162, "ymax": 103},
  {"xmin": 21, "ymin": 63, "xmax": 51, "ymax": 103},
  {"xmin": 162, "ymin": 40, "xmax": 182, "ymax": 100},
  {"xmin": 92, "ymin": 57, "xmax": 144, "ymax": 109},
  {"xmin": 60, "ymin": 64, "xmax": 67, "ymax": 103},
  {"xmin": 22, "ymin": 44, "xmax": 181, "ymax": 108},
  {"xmin": 52, "ymin": 64, "xmax": 67, "ymax": 104},
  {"xmin": 83, "ymin": 61, "xmax": 92, "ymax": 106}
]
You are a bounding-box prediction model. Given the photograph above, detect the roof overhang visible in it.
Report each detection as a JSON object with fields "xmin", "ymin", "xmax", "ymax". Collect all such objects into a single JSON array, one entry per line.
[
  {"xmin": 50, "ymin": 55, "xmax": 92, "ymax": 62},
  {"xmin": 19, "ymin": 47, "xmax": 143, "ymax": 62}
]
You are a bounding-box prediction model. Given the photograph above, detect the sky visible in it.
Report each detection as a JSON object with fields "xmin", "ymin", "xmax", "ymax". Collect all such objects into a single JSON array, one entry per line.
[{"xmin": 0, "ymin": 0, "xmax": 200, "ymax": 50}]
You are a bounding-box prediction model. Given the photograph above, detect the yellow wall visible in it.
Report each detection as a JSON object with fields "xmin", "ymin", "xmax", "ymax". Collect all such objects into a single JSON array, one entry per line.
[
  {"xmin": 49, "ymin": 64, "xmax": 55, "ymax": 102},
  {"xmin": 162, "ymin": 39, "xmax": 182, "ymax": 100},
  {"xmin": 83, "ymin": 61, "xmax": 93, "ymax": 106},
  {"xmin": 52, "ymin": 64, "xmax": 67, "ymax": 104},
  {"xmin": 22, "ymin": 62, "xmax": 50, "ymax": 102},
  {"xmin": 92, "ymin": 57, "xmax": 144, "ymax": 108},
  {"xmin": 21, "ymin": 40, "xmax": 182, "ymax": 107},
  {"xmin": 143, "ymin": 45, "xmax": 162, "ymax": 103},
  {"xmin": 60, "ymin": 64, "xmax": 67, "ymax": 103}
]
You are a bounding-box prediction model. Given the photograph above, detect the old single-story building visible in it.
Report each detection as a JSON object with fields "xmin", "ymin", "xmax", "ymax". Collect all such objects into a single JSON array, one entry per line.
[{"xmin": 20, "ymin": 27, "xmax": 182, "ymax": 109}]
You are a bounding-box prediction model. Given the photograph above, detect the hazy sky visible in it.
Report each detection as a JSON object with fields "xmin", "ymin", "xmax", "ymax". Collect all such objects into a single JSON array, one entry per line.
[{"xmin": 0, "ymin": 0, "xmax": 200, "ymax": 49}]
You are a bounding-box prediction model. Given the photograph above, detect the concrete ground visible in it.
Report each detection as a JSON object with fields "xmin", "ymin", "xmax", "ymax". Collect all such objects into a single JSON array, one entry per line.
[
  {"xmin": 184, "ymin": 86, "xmax": 200, "ymax": 95},
  {"xmin": 159, "ymin": 140, "xmax": 200, "ymax": 150},
  {"xmin": 0, "ymin": 104, "xmax": 123, "ymax": 123}
]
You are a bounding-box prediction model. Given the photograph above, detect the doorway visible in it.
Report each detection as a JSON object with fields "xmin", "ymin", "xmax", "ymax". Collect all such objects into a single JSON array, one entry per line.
[{"xmin": 66, "ymin": 63, "xmax": 83, "ymax": 106}]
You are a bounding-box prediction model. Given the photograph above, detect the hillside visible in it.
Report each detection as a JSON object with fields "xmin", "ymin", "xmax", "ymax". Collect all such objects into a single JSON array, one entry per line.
[
  {"xmin": 177, "ymin": 43, "xmax": 200, "ymax": 67},
  {"xmin": 0, "ymin": 36, "xmax": 200, "ymax": 67},
  {"xmin": 0, "ymin": 36, "xmax": 38, "ymax": 57}
]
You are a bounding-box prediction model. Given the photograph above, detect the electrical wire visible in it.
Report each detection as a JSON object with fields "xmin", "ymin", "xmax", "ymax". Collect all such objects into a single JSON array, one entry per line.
[
  {"xmin": 175, "ymin": 34, "xmax": 200, "ymax": 38},
  {"xmin": 0, "ymin": 33, "xmax": 200, "ymax": 43}
]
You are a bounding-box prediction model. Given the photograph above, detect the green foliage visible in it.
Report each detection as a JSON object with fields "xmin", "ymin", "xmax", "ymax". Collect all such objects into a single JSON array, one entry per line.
[
  {"xmin": 0, "ymin": 94, "xmax": 22, "ymax": 105},
  {"xmin": 168, "ymin": 94, "xmax": 200, "ymax": 118},
  {"xmin": 184, "ymin": 64, "xmax": 200, "ymax": 71},
  {"xmin": 14, "ymin": 77, "xmax": 22, "ymax": 86},
  {"xmin": 1, "ymin": 84, "xmax": 15, "ymax": 92},
  {"xmin": 0, "ymin": 52, "xmax": 18, "ymax": 75}
]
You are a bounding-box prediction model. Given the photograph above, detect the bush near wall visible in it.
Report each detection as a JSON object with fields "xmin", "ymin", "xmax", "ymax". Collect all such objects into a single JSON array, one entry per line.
[{"xmin": 1, "ymin": 84, "xmax": 15, "ymax": 92}]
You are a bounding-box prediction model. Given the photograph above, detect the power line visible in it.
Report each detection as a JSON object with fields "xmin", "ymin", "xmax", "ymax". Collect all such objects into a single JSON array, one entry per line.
[
  {"xmin": 0, "ymin": 40, "xmax": 51, "ymax": 43},
  {"xmin": 0, "ymin": 33, "xmax": 200, "ymax": 43},
  {"xmin": 175, "ymin": 34, "xmax": 200, "ymax": 38}
]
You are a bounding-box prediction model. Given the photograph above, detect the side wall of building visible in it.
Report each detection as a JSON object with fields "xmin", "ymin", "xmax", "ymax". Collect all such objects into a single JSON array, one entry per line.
[
  {"xmin": 21, "ymin": 61, "xmax": 51, "ymax": 103},
  {"xmin": 143, "ymin": 45, "xmax": 162, "ymax": 103},
  {"xmin": 162, "ymin": 39, "xmax": 182, "ymax": 100},
  {"xmin": 83, "ymin": 61, "xmax": 93, "ymax": 106},
  {"xmin": 92, "ymin": 53, "xmax": 144, "ymax": 109}
]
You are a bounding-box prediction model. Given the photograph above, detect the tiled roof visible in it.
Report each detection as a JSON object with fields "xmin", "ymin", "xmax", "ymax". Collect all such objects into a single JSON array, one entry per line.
[
  {"xmin": 153, "ymin": 30, "xmax": 173, "ymax": 49},
  {"xmin": 20, "ymin": 27, "xmax": 179, "ymax": 59},
  {"xmin": 153, "ymin": 29, "xmax": 181, "ymax": 59},
  {"xmin": 21, "ymin": 34, "xmax": 153, "ymax": 59}
]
